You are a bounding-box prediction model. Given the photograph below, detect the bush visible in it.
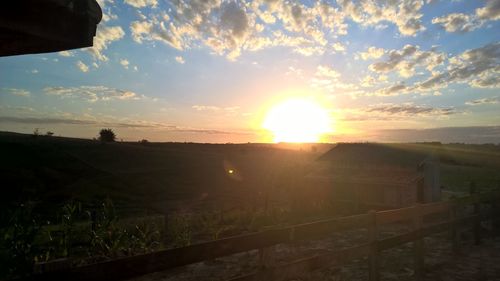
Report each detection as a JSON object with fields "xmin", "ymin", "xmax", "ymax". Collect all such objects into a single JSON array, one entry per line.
[{"xmin": 98, "ymin": 129, "xmax": 116, "ymax": 142}]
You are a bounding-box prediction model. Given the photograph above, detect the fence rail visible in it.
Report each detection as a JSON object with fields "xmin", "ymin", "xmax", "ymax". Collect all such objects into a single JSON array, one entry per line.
[{"xmin": 29, "ymin": 190, "xmax": 500, "ymax": 281}]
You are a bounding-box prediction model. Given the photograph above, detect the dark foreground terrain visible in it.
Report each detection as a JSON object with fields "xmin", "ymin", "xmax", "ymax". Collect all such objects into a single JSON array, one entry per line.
[
  {"xmin": 1, "ymin": 131, "xmax": 499, "ymax": 218},
  {"xmin": 1, "ymin": 131, "xmax": 500, "ymax": 279}
]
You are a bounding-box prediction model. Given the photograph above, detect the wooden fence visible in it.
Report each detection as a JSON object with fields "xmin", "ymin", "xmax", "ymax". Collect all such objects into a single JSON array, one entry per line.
[{"xmin": 29, "ymin": 190, "xmax": 500, "ymax": 281}]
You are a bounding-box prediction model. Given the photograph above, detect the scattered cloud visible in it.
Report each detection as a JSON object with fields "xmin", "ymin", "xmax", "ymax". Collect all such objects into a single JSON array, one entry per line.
[
  {"xmin": 415, "ymin": 42, "xmax": 500, "ymax": 91},
  {"xmin": 364, "ymin": 42, "xmax": 500, "ymax": 97},
  {"xmin": 432, "ymin": 0, "xmax": 500, "ymax": 33},
  {"xmin": 1, "ymin": 88, "xmax": 31, "ymax": 97},
  {"xmin": 432, "ymin": 13, "xmax": 481, "ymax": 33},
  {"xmin": 87, "ymin": 25, "xmax": 125, "ymax": 62},
  {"xmin": 338, "ymin": 0, "xmax": 426, "ymax": 36},
  {"xmin": 374, "ymin": 83, "xmax": 409, "ymax": 96},
  {"xmin": 192, "ymin": 105, "xmax": 240, "ymax": 113},
  {"xmin": 124, "ymin": 0, "xmax": 157, "ymax": 8},
  {"xmin": 316, "ymin": 65, "xmax": 341, "ymax": 79},
  {"xmin": 359, "ymin": 46, "xmax": 385, "ymax": 60},
  {"xmin": 124, "ymin": 0, "xmax": 432, "ymax": 60},
  {"xmin": 285, "ymin": 66, "xmax": 303, "ymax": 77},
  {"xmin": 465, "ymin": 97, "xmax": 500, "ymax": 106},
  {"xmin": 366, "ymin": 103, "xmax": 458, "ymax": 116},
  {"xmin": 43, "ymin": 86, "xmax": 143, "ymax": 102},
  {"xmin": 120, "ymin": 59, "xmax": 130, "ymax": 69},
  {"xmin": 175, "ymin": 56, "xmax": 185, "ymax": 64},
  {"xmin": 76, "ymin": 61, "xmax": 89, "ymax": 72},
  {"xmin": 58, "ymin": 51, "xmax": 74, "ymax": 57},
  {"xmin": 368, "ymin": 44, "xmax": 446, "ymax": 78},
  {"xmin": 476, "ymin": 0, "xmax": 500, "ymax": 21}
]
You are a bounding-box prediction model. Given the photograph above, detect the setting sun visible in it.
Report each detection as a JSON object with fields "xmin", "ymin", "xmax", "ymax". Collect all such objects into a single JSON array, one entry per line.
[{"xmin": 263, "ymin": 98, "xmax": 332, "ymax": 143}]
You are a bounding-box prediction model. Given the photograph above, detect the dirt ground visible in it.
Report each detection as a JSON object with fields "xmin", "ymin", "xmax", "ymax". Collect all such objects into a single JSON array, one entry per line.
[{"xmin": 129, "ymin": 226, "xmax": 500, "ymax": 281}]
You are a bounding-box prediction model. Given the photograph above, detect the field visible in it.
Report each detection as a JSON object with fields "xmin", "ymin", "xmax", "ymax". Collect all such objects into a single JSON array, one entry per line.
[{"xmin": 1, "ymin": 131, "xmax": 500, "ymax": 279}]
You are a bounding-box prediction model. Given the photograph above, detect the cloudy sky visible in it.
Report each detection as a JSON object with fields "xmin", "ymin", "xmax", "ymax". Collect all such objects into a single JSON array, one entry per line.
[{"xmin": 1, "ymin": 0, "xmax": 499, "ymax": 143}]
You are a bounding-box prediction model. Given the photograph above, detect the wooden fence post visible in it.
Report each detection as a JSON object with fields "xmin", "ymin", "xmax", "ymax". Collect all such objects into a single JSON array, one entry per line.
[
  {"xmin": 450, "ymin": 202, "xmax": 459, "ymax": 253},
  {"xmin": 368, "ymin": 210, "xmax": 379, "ymax": 281},
  {"xmin": 413, "ymin": 204, "xmax": 424, "ymax": 280},
  {"xmin": 259, "ymin": 227, "xmax": 276, "ymax": 268},
  {"xmin": 470, "ymin": 181, "xmax": 481, "ymax": 245},
  {"xmin": 259, "ymin": 246, "xmax": 275, "ymax": 268}
]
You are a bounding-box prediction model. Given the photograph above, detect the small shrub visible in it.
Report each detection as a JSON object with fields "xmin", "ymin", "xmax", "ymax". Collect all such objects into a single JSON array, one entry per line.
[{"xmin": 98, "ymin": 129, "xmax": 116, "ymax": 142}]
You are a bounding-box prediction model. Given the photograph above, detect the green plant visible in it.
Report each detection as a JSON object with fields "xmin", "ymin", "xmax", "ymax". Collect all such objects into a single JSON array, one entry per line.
[
  {"xmin": 167, "ymin": 213, "xmax": 192, "ymax": 247},
  {"xmin": 0, "ymin": 202, "xmax": 43, "ymax": 278},
  {"xmin": 87, "ymin": 199, "xmax": 127, "ymax": 258},
  {"xmin": 128, "ymin": 222, "xmax": 161, "ymax": 254}
]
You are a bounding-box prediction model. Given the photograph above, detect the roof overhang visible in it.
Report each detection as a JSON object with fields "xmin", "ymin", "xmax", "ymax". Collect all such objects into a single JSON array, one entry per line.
[{"xmin": 0, "ymin": 0, "xmax": 102, "ymax": 57}]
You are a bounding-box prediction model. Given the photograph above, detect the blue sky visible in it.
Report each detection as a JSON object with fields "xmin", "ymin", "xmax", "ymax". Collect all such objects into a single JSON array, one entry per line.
[{"xmin": 1, "ymin": 0, "xmax": 499, "ymax": 143}]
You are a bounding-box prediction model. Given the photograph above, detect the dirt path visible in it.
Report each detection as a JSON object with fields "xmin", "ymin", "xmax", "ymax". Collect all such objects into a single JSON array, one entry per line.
[
  {"xmin": 130, "ymin": 230, "xmax": 500, "ymax": 281},
  {"xmin": 423, "ymin": 236, "xmax": 500, "ymax": 281}
]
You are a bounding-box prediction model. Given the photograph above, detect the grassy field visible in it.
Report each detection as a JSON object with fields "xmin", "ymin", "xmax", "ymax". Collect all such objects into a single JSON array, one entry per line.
[
  {"xmin": 0, "ymin": 131, "xmax": 325, "ymax": 218},
  {"xmin": 1, "ymin": 131, "xmax": 499, "ymax": 218}
]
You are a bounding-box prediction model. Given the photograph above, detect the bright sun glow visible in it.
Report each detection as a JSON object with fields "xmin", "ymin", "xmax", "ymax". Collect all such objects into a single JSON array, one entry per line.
[{"xmin": 263, "ymin": 98, "xmax": 332, "ymax": 143}]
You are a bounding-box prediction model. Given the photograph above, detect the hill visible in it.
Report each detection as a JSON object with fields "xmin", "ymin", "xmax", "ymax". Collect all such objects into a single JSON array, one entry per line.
[{"xmin": 1, "ymin": 131, "xmax": 499, "ymax": 219}]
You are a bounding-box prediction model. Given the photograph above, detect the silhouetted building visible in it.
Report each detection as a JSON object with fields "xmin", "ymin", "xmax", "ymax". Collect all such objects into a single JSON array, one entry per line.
[{"xmin": 307, "ymin": 143, "xmax": 441, "ymax": 209}]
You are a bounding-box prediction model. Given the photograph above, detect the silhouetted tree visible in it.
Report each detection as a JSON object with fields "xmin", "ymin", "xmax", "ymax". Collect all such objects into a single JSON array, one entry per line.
[{"xmin": 98, "ymin": 128, "xmax": 116, "ymax": 142}]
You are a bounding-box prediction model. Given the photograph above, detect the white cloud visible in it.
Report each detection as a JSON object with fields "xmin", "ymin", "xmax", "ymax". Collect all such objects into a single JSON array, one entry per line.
[
  {"xmin": 368, "ymin": 44, "xmax": 446, "ymax": 78},
  {"xmin": 124, "ymin": 0, "xmax": 157, "ymax": 8},
  {"xmin": 432, "ymin": 13, "xmax": 481, "ymax": 33},
  {"xmin": 316, "ymin": 65, "xmax": 341, "ymax": 79},
  {"xmin": 192, "ymin": 105, "xmax": 220, "ymax": 111},
  {"xmin": 2, "ymin": 88, "xmax": 31, "ymax": 97},
  {"xmin": 76, "ymin": 61, "xmax": 89, "ymax": 72},
  {"xmin": 192, "ymin": 105, "xmax": 240, "ymax": 114},
  {"xmin": 475, "ymin": 0, "xmax": 500, "ymax": 21},
  {"xmin": 130, "ymin": 21, "xmax": 153, "ymax": 44},
  {"xmin": 432, "ymin": 0, "xmax": 500, "ymax": 33},
  {"xmin": 87, "ymin": 25, "xmax": 125, "ymax": 62},
  {"xmin": 175, "ymin": 56, "xmax": 185, "ymax": 64},
  {"xmin": 465, "ymin": 97, "xmax": 500, "ymax": 106},
  {"xmin": 127, "ymin": 0, "xmax": 351, "ymax": 60},
  {"xmin": 365, "ymin": 103, "xmax": 458, "ymax": 117},
  {"xmin": 44, "ymin": 86, "xmax": 143, "ymax": 102},
  {"xmin": 58, "ymin": 50, "xmax": 74, "ymax": 57},
  {"xmin": 120, "ymin": 59, "xmax": 130, "ymax": 69},
  {"xmin": 285, "ymin": 66, "xmax": 303, "ymax": 77},
  {"xmin": 365, "ymin": 42, "xmax": 500, "ymax": 97},
  {"xmin": 337, "ymin": 0, "xmax": 426, "ymax": 36},
  {"xmin": 416, "ymin": 42, "xmax": 500, "ymax": 91},
  {"xmin": 359, "ymin": 46, "xmax": 385, "ymax": 60}
]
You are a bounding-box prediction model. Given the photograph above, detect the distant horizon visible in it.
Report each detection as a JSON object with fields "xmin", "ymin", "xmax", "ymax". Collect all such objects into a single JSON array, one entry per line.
[{"xmin": 2, "ymin": 124, "xmax": 500, "ymax": 145}]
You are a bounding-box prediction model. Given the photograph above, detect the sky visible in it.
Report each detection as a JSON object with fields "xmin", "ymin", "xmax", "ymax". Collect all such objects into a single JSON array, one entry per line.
[{"xmin": 1, "ymin": 0, "xmax": 499, "ymax": 143}]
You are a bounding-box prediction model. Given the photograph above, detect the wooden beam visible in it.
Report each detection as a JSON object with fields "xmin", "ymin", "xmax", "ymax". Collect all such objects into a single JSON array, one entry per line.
[
  {"xmin": 376, "ymin": 206, "xmax": 414, "ymax": 224},
  {"xmin": 413, "ymin": 204, "xmax": 424, "ymax": 280},
  {"xmin": 368, "ymin": 211, "xmax": 379, "ymax": 281}
]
